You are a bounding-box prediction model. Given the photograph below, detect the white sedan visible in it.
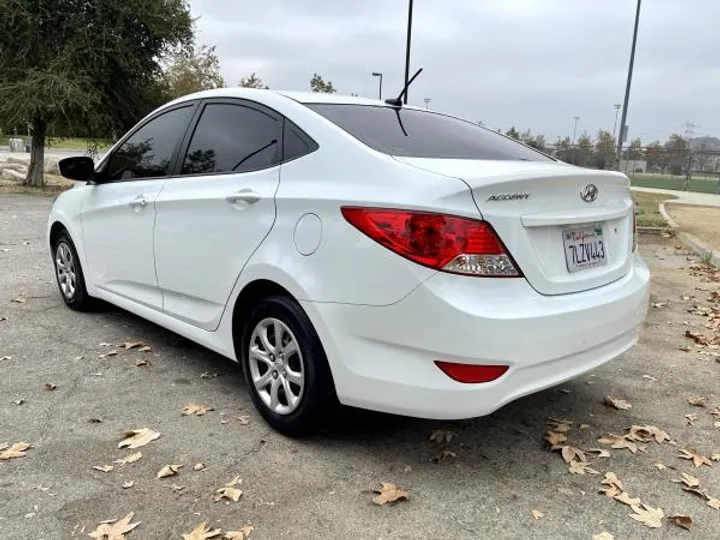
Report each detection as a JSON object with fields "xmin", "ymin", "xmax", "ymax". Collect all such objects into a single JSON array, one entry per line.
[{"xmin": 49, "ymin": 88, "xmax": 650, "ymax": 436}]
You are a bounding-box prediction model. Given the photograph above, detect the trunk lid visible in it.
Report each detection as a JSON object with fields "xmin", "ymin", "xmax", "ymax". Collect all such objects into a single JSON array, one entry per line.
[{"xmin": 395, "ymin": 157, "xmax": 634, "ymax": 295}]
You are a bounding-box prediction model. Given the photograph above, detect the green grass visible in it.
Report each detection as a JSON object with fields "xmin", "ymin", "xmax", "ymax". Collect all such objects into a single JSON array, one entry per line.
[
  {"xmin": 632, "ymin": 191, "xmax": 677, "ymax": 228},
  {"xmin": 630, "ymin": 173, "xmax": 720, "ymax": 195}
]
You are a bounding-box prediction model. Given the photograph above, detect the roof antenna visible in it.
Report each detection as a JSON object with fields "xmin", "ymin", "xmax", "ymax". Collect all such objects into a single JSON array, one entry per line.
[{"xmin": 384, "ymin": 68, "xmax": 423, "ymax": 107}]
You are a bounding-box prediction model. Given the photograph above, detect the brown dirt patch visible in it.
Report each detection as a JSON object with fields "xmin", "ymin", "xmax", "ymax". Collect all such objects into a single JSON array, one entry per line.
[{"xmin": 666, "ymin": 203, "xmax": 720, "ymax": 251}]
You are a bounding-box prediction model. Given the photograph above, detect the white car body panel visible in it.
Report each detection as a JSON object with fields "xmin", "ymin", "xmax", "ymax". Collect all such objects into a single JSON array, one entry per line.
[{"xmin": 48, "ymin": 88, "xmax": 651, "ymax": 420}]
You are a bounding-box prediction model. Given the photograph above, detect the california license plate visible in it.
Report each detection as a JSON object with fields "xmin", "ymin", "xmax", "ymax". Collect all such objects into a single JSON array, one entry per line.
[{"xmin": 563, "ymin": 226, "xmax": 607, "ymax": 272}]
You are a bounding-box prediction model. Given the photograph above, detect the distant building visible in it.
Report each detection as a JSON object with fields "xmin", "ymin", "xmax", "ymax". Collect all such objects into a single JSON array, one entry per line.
[{"xmin": 619, "ymin": 159, "xmax": 647, "ymax": 174}]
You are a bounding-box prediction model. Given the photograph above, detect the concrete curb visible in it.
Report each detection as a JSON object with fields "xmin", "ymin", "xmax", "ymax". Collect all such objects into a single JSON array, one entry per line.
[{"xmin": 660, "ymin": 201, "xmax": 720, "ymax": 266}]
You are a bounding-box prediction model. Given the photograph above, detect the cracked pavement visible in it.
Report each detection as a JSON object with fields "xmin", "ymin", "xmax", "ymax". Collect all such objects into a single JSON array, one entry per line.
[{"xmin": 1, "ymin": 194, "xmax": 719, "ymax": 539}]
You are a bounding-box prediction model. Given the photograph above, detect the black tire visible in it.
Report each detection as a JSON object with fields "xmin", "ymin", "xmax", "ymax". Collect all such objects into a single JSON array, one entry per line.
[
  {"xmin": 240, "ymin": 295, "xmax": 338, "ymax": 437},
  {"xmin": 52, "ymin": 231, "xmax": 94, "ymax": 311}
]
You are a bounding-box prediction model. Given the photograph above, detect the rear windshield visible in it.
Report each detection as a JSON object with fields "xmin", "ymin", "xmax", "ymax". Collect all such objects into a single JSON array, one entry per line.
[{"xmin": 305, "ymin": 104, "xmax": 553, "ymax": 161}]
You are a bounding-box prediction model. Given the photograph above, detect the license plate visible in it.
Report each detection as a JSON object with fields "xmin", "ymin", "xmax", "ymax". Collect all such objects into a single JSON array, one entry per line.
[{"xmin": 563, "ymin": 226, "xmax": 607, "ymax": 272}]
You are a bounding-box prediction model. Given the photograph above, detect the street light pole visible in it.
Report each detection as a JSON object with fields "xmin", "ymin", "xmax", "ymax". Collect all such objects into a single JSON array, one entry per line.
[
  {"xmin": 403, "ymin": 0, "xmax": 414, "ymax": 104},
  {"xmin": 616, "ymin": 0, "xmax": 642, "ymax": 170},
  {"xmin": 372, "ymin": 72, "xmax": 383, "ymax": 100},
  {"xmin": 612, "ymin": 103, "xmax": 622, "ymax": 140},
  {"xmin": 571, "ymin": 116, "xmax": 580, "ymax": 165}
]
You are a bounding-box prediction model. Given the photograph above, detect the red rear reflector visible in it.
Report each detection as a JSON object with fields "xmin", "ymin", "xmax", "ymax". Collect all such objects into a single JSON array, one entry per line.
[
  {"xmin": 434, "ymin": 361, "xmax": 509, "ymax": 383},
  {"xmin": 341, "ymin": 207, "xmax": 521, "ymax": 277}
]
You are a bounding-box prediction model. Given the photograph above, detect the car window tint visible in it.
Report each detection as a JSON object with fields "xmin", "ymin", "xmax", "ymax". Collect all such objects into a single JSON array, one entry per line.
[
  {"xmin": 181, "ymin": 103, "xmax": 280, "ymax": 175},
  {"xmin": 106, "ymin": 106, "xmax": 193, "ymax": 181},
  {"xmin": 306, "ymin": 104, "xmax": 553, "ymax": 161},
  {"xmin": 283, "ymin": 121, "xmax": 317, "ymax": 162}
]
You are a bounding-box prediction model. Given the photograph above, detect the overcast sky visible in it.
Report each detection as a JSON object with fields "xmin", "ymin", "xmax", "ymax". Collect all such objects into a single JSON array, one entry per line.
[{"xmin": 189, "ymin": 0, "xmax": 720, "ymax": 145}]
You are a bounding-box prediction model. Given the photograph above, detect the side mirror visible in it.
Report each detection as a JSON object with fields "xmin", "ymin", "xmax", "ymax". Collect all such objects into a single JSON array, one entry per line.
[{"xmin": 59, "ymin": 156, "xmax": 95, "ymax": 182}]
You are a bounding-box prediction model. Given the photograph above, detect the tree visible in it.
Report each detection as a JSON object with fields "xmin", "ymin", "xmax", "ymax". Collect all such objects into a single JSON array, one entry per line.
[
  {"xmin": 239, "ymin": 73, "xmax": 268, "ymax": 89},
  {"xmin": 520, "ymin": 129, "xmax": 547, "ymax": 153},
  {"xmin": 576, "ymin": 132, "xmax": 593, "ymax": 167},
  {"xmin": 0, "ymin": 0, "xmax": 193, "ymax": 186},
  {"xmin": 645, "ymin": 141, "xmax": 664, "ymax": 173},
  {"xmin": 593, "ymin": 130, "xmax": 615, "ymax": 170},
  {"xmin": 162, "ymin": 44, "xmax": 224, "ymax": 99},
  {"xmin": 310, "ymin": 73, "xmax": 336, "ymax": 93},
  {"xmin": 555, "ymin": 136, "xmax": 572, "ymax": 162},
  {"xmin": 626, "ymin": 137, "xmax": 643, "ymax": 161},
  {"xmin": 505, "ymin": 126, "xmax": 520, "ymax": 140},
  {"xmin": 664, "ymin": 133, "xmax": 688, "ymax": 176}
]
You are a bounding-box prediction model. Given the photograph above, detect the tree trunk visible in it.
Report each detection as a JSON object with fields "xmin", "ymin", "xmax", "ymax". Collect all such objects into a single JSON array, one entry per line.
[{"xmin": 25, "ymin": 117, "xmax": 46, "ymax": 187}]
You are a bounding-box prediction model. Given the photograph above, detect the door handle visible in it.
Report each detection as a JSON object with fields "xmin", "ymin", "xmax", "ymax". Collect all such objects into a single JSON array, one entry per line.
[
  {"xmin": 226, "ymin": 189, "xmax": 262, "ymax": 205},
  {"xmin": 128, "ymin": 195, "xmax": 148, "ymax": 209}
]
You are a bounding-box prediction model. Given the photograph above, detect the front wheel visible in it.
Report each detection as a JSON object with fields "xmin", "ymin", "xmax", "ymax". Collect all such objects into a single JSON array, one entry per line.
[
  {"xmin": 241, "ymin": 295, "xmax": 337, "ymax": 437},
  {"xmin": 53, "ymin": 231, "xmax": 93, "ymax": 311}
]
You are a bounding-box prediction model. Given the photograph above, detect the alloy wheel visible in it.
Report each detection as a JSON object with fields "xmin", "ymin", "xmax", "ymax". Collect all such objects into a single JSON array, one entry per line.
[{"xmin": 55, "ymin": 242, "xmax": 77, "ymax": 299}]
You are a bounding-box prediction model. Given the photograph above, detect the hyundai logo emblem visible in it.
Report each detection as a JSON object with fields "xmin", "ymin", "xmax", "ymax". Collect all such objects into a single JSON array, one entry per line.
[{"xmin": 580, "ymin": 184, "xmax": 598, "ymax": 203}]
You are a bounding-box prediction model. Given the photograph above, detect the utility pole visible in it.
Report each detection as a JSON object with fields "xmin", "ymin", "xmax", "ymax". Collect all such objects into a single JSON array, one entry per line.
[
  {"xmin": 615, "ymin": 0, "xmax": 642, "ymax": 171},
  {"xmin": 612, "ymin": 104, "xmax": 622, "ymax": 140},
  {"xmin": 571, "ymin": 116, "xmax": 580, "ymax": 165},
  {"xmin": 372, "ymin": 72, "xmax": 383, "ymax": 99},
  {"xmin": 683, "ymin": 121, "xmax": 696, "ymax": 191},
  {"xmin": 423, "ymin": 97, "xmax": 431, "ymax": 109},
  {"xmin": 403, "ymin": 0, "xmax": 414, "ymax": 104}
]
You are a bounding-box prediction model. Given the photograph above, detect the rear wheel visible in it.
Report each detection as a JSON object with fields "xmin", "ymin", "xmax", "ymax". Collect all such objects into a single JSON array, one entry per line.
[
  {"xmin": 53, "ymin": 231, "xmax": 93, "ymax": 311},
  {"xmin": 241, "ymin": 295, "xmax": 337, "ymax": 436}
]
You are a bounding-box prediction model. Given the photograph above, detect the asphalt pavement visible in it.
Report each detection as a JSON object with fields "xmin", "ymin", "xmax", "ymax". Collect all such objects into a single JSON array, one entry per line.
[{"xmin": 1, "ymin": 194, "xmax": 719, "ymax": 539}]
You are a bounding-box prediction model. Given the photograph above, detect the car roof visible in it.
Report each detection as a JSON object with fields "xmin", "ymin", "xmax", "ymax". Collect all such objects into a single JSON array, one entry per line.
[{"xmin": 168, "ymin": 87, "xmax": 386, "ymax": 107}]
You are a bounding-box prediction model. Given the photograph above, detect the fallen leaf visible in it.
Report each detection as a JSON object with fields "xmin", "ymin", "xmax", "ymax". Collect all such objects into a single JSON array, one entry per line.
[
  {"xmin": 182, "ymin": 403, "xmax": 214, "ymax": 416},
  {"xmin": 225, "ymin": 475, "xmax": 242, "ymax": 487},
  {"xmin": 114, "ymin": 452, "xmax": 143, "ymax": 466},
  {"xmin": 679, "ymin": 448, "xmax": 713, "ymax": 468},
  {"xmin": 429, "ymin": 429, "xmax": 456, "ymax": 444},
  {"xmin": 651, "ymin": 302, "xmax": 667, "ymax": 308},
  {"xmin": 1, "ymin": 355, "xmax": 11, "ymax": 361},
  {"xmin": 531, "ymin": 509, "xmax": 544, "ymax": 520},
  {"xmin": 138, "ymin": 345, "xmax": 152, "ymax": 353},
  {"xmin": 627, "ymin": 425, "xmax": 670, "ymax": 444},
  {"xmin": 171, "ymin": 484, "xmax": 186, "ymax": 493},
  {"xmin": 122, "ymin": 341, "xmax": 146, "ymax": 350},
  {"xmin": 235, "ymin": 415, "xmax": 250, "ymax": 425},
  {"xmin": 688, "ymin": 396, "xmax": 707, "ymax": 407},
  {"xmin": 223, "ymin": 524, "xmax": 254, "ymax": 540},
  {"xmin": 679, "ymin": 345, "xmax": 692, "ymax": 352},
  {"xmin": 99, "ymin": 350, "xmax": 118, "ymax": 358},
  {"xmin": 543, "ymin": 431, "xmax": 567, "ymax": 447},
  {"xmin": 372, "ymin": 482, "xmax": 409, "ymax": 505},
  {"xmin": 587, "ymin": 448, "xmax": 611, "ymax": 458},
  {"xmin": 654, "ymin": 463, "xmax": 667, "ymax": 470},
  {"xmin": 220, "ymin": 419, "xmax": 229, "ymax": 425},
  {"xmin": 643, "ymin": 374, "xmax": 658, "ymax": 381},
  {"xmin": 194, "ymin": 463, "xmax": 207, "ymax": 472},
  {"xmin": 683, "ymin": 486, "xmax": 709, "ymax": 500},
  {"xmin": 614, "ymin": 492, "xmax": 641, "ymax": 507},
  {"xmin": 672, "ymin": 472, "xmax": 700, "ymax": 488},
  {"xmin": 88, "ymin": 512, "xmax": 140, "ymax": 539},
  {"xmin": 568, "ymin": 461, "xmax": 599, "ymax": 475},
  {"xmin": 0, "ymin": 441, "xmax": 30, "ymax": 460},
  {"xmin": 685, "ymin": 330, "xmax": 709, "ymax": 345},
  {"xmin": 13, "ymin": 399, "xmax": 24, "ymax": 405},
  {"xmin": 88, "ymin": 417, "xmax": 103, "ymax": 424},
  {"xmin": 135, "ymin": 359, "xmax": 148, "ymax": 367},
  {"xmin": 547, "ymin": 418, "xmax": 572, "ymax": 432},
  {"xmin": 593, "ymin": 533, "xmax": 614, "ymax": 540},
  {"xmin": 707, "ymin": 498, "xmax": 720, "ymax": 509},
  {"xmin": 712, "ymin": 453, "xmax": 720, "ymax": 462},
  {"xmin": 44, "ymin": 383, "xmax": 56, "ymax": 391},
  {"xmin": 157, "ymin": 464, "xmax": 183, "ymax": 479},
  {"xmin": 11, "ymin": 297, "xmax": 26, "ymax": 303},
  {"xmin": 600, "ymin": 472, "xmax": 623, "ymax": 497},
  {"xmin": 603, "ymin": 396, "xmax": 632, "ymax": 411},
  {"xmin": 580, "ymin": 423, "xmax": 590, "ymax": 429},
  {"xmin": 629, "ymin": 504, "xmax": 664, "ymax": 528},
  {"xmin": 92, "ymin": 464, "xmax": 114, "ymax": 473},
  {"xmin": 598, "ymin": 434, "xmax": 638, "ymax": 453},
  {"xmin": 561, "ymin": 446, "xmax": 586, "ymax": 463},
  {"xmin": 430, "ymin": 449, "xmax": 457, "ymax": 463},
  {"xmin": 668, "ymin": 514, "xmax": 692, "ymax": 531},
  {"xmin": 182, "ymin": 522, "xmax": 222, "ymax": 540},
  {"xmin": 122, "ymin": 481, "xmax": 135, "ymax": 489},
  {"xmin": 213, "ymin": 486, "xmax": 243, "ymax": 502},
  {"xmin": 712, "ymin": 407, "xmax": 720, "ymax": 420},
  {"xmin": 686, "ymin": 413, "xmax": 698, "ymax": 426},
  {"xmin": 118, "ymin": 428, "xmax": 160, "ymax": 449}
]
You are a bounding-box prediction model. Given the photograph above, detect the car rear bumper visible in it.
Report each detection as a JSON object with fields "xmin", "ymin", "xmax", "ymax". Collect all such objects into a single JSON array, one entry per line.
[{"xmin": 301, "ymin": 252, "xmax": 650, "ymax": 419}]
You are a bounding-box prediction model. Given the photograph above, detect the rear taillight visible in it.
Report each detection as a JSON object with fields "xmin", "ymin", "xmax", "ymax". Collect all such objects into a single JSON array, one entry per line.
[
  {"xmin": 341, "ymin": 207, "xmax": 522, "ymax": 277},
  {"xmin": 435, "ymin": 361, "xmax": 509, "ymax": 383}
]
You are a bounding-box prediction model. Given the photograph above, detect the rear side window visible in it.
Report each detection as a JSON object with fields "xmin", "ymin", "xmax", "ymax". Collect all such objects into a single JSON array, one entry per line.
[
  {"xmin": 106, "ymin": 105, "xmax": 194, "ymax": 181},
  {"xmin": 306, "ymin": 104, "xmax": 553, "ymax": 162},
  {"xmin": 283, "ymin": 121, "xmax": 318, "ymax": 162},
  {"xmin": 181, "ymin": 103, "xmax": 280, "ymax": 175}
]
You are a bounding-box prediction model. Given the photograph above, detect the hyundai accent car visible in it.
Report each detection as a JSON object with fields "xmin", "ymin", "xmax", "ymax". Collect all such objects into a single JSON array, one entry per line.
[{"xmin": 49, "ymin": 88, "xmax": 650, "ymax": 435}]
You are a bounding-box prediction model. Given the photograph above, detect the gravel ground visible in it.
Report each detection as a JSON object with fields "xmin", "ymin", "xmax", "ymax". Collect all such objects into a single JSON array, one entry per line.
[{"xmin": 1, "ymin": 194, "xmax": 719, "ymax": 539}]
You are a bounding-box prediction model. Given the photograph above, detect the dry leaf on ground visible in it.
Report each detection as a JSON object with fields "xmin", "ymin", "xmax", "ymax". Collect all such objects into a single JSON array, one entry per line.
[
  {"xmin": 235, "ymin": 415, "xmax": 250, "ymax": 425},
  {"xmin": 685, "ymin": 330, "xmax": 709, "ymax": 345},
  {"xmin": 429, "ymin": 429, "xmax": 455, "ymax": 444},
  {"xmin": 531, "ymin": 509, "xmax": 544, "ymax": 520},
  {"xmin": 11, "ymin": 297, "xmax": 26, "ymax": 303},
  {"xmin": 627, "ymin": 425, "xmax": 670, "ymax": 444},
  {"xmin": 561, "ymin": 446, "xmax": 586, "ymax": 463},
  {"xmin": 372, "ymin": 483, "xmax": 409, "ymax": 505},
  {"xmin": 138, "ymin": 345, "xmax": 152, "ymax": 352},
  {"xmin": 182, "ymin": 522, "xmax": 222, "ymax": 540},
  {"xmin": 600, "ymin": 472, "xmax": 623, "ymax": 498},
  {"xmin": 213, "ymin": 486, "xmax": 243, "ymax": 502},
  {"xmin": 651, "ymin": 302, "xmax": 667, "ymax": 308},
  {"xmin": 603, "ymin": 396, "xmax": 632, "ymax": 411},
  {"xmin": 654, "ymin": 463, "xmax": 667, "ymax": 470},
  {"xmin": 688, "ymin": 396, "xmax": 707, "ymax": 407},
  {"xmin": 99, "ymin": 350, "xmax": 118, "ymax": 358},
  {"xmin": 157, "ymin": 464, "xmax": 183, "ymax": 479},
  {"xmin": 121, "ymin": 341, "xmax": 146, "ymax": 350},
  {"xmin": 122, "ymin": 481, "xmax": 135, "ymax": 489},
  {"xmin": 569, "ymin": 461, "xmax": 599, "ymax": 475},
  {"xmin": 547, "ymin": 418, "xmax": 572, "ymax": 432},
  {"xmin": 686, "ymin": 413, "xmax": 699, "ymax": 426},
  {"xmin": 707, "ymin": 498, "xmax": 720, "ymax": 509},
  {"xmin": 668, "ymin": 514, "xmax": 693, "ymax": 531},
  {"xmin": 92, "ymin": 464, "xmax": 114, "ymax": 473},
  {"xmin": 114, "ymin": 452, "xmax": 143, "ymax": 466},
  {"xmin": 118, "ymin": 429, "xmax": 160, "ymax": 449},
  {"xmin": 614, "ymin": 492, "xmax": 641, "ymax": 507},
  {"xmin": 593, "ymin": 533, "xmax": 614, "ymax": 540},
  {"xmin": 711, "ymin": 453, "xmax": 720, "ymax": 462},
  {"xmin": 194, "ymin": 463, "xmax": 207, "ymax": 472},
  {"xmin": 223, "ymin": 524, "xmax": 254, "ymax": 539},
  {"xmin": 587, "ymin": 448, "xmax": 611, "ymax": 458},
  {"xmin": 135, "ymin": 359, "xmax": 148, "ymax": 367},
  {"xmin": 88, "ymin": 512, "xmax": 140, "ymax": 539},
  {"xmin": 44, "ymin": 383, "xmax": 56, "ymax": 391},
  {"xmin": 0, "ymin": 441, "xmax": 30, "ymax": 460},
  {"xmin": 679, "ymin": 448, "xmax": 713, "ymax": 468},
  {"xmin": 182, "ymin": 403, "xmax": 214, "ymax": 416},
  {"xmin": 629, "ymin": 504, "xmax": 664, "ymax": 528},
  {"xmin": 430, "ymin": 449, "xmax": 457, "ymax": 463},
  {"xmin": 672, "ymin": 472, "xmax": 700, "ymax": 488},
  {"xmin": 711, "ymin": 407, "xmax": 720, "ymax": 420},
  {"xmin": 544, "ymin": 431, "xmax": 567, "ymax": 447},
  {"xmin": 598, "ymin": 434, "xmax": 638, "ymax": 454}
]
